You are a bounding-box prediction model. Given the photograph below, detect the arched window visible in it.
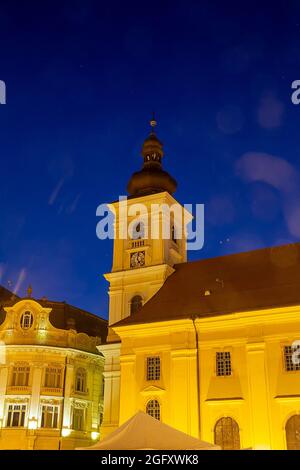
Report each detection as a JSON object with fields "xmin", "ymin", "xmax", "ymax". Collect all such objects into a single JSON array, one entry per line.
[
  {"xmin": 171, "ymin": 225, "xmax": 177, "ymax": 244},
  {"xmin": 20, "ymin": 311, "xmax": 33, "ymax": 330},
  {"xmin": 214, "ymin": 417, "xmax": 240, "ymax": 450},
  {"xmin": 131, "ymin": 221, "xmax": 145, "ymax": 240},
  {"xmin": 146, "ymin": 399, "xmax": 160, "ymax": 420},
  {"xmin": 75, "ymin": 368, "xmax": 87, "ymax": 393},
  {"xmin": 130, "ymin": 295, "xmax": 143, "ymax": 315},
  {"xmin": 286, "ymin": 415, "xmax": 300, "ymax": 450}
]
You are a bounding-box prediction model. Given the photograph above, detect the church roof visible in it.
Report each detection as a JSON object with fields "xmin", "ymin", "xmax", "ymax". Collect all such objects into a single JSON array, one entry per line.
[{"xmin": 114, "ymin": 242, "xmax": 300, "ymax": 327}]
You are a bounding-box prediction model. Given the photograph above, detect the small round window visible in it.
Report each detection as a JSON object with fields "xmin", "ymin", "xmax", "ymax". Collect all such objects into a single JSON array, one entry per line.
[{"xmin": 20, "ymin": 311, "xmax": 33, "ymax": 330}]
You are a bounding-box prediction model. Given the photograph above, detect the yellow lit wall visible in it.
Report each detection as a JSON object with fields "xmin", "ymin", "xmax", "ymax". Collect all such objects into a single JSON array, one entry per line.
[
  {"xmin": 111, "ymin": 306, "xmax": 300, "ymax": 450},
  {"xmin": 0, "ymin": 299, "xmax": 104, "ymax": 450}
]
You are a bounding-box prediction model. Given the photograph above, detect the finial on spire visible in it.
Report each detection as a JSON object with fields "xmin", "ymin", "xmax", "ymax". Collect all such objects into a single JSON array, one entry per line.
[
  {"xmin": 27, "ymin": 285, "xmax": 32, "ymax": 298},
  {"xmin": 150, "ymin": 112, "xmax": 157, "ymax": 133}
]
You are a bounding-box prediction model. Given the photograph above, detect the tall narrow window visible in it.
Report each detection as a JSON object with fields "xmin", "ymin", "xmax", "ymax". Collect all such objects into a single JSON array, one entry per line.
[
  {"xmin": 41, "ymin": 405, "xmax": 59, "ymax": 428},
  {"xmin": 171, "ymin": 225, "xmax": 177, "ymax": 244},
  {"xmin": 44, "ymin": 367, "xmax": 62, "ymax": 388},
  {"xmin": 11, "ymin": 365, "xmax": 30, "ymax": 386},
  {"xmin": 6, "ymin": 404, "xmax": 27, "ymax": 427},
  {"xmin": 214, "ymin": 417, "xmax": 240, "ymax": 450},
  {"xmin": 284, "ymin": 345, "xmax": 300, "ymax": 372},
  {"xmin": 216, "ymin": 352, "xmax": 232, "ymax": 376},
  {"xmin": 20, "ymin": 311, "xmax": 33, "ymax": 330},
  {"xmin": 286, "ymin": 415, "xmax": 300, "ymax": 450},
  {"xmin": 72, "ymin": 407, "xmax": 85, "ymax": 431},
  {"xmin": 146, "ymin": 399, "xmax": 160, "ymax": 420},
  {"xmin": 130, "ymin": 295, "xmax": 143, "ymax": 315},
  {"xmin": 75, "ymin": 368, "xmax": 87, "ymax": 393},
  {"xmin": 147, "ymin": 356, "xmax": 161, "ymax": 381}
]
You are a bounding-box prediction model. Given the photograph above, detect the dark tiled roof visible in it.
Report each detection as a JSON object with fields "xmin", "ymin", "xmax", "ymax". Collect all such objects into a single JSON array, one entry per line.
[
  {"xmin": 115, "ymin": 242, "xmax": 300, "ymax": 327},
  {"xmin": 41, "ymin": 300, "xmax": 108, "ymax": 342},
  {"xmin": 0, "ymin": 286, "xmax": 107, "ymax": 341},
  {"xmin": 0, "ymin": 286, "xmax": 19, "ymax": 325}
]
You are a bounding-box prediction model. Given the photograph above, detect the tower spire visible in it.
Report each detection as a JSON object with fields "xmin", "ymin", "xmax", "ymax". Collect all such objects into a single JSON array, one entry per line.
[
  {"xmin": 150, "ymin": 112, "xmax": 157, "ymax": 134},
  {"xmin": 126, "ymin": 116, "xmax": 177, "ymax": 197},
  {"xmin": 27, "ymin": 285, "xmax": 33, "ymax": 298}
]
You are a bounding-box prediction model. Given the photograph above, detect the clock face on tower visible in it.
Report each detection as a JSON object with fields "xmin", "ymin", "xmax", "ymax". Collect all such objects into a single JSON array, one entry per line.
[{"xmin": 130, "ymin": 251, "xmax": 145, "ymax": 268}]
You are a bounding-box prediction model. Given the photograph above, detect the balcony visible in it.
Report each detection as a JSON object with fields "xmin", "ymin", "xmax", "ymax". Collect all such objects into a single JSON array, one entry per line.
[
  {"xmin": 41, "ymin": 387, "xmax": 63, "ymax": 396},
  {"xmin": 73, "ymin": 388, "xmax": 89, "ymax": 397},
  {"xmin": 6, "ymin": 386, "xmax": 31, "ymax": 394},
  {"xmin": 131, "ymin": 240, "xmax": 145, "ymax": 249}
]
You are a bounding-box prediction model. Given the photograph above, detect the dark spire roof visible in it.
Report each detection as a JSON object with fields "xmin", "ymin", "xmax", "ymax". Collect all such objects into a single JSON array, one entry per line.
[{"xmin": 127, "ymin": 116, "xmax": 177, "ymax": 197}]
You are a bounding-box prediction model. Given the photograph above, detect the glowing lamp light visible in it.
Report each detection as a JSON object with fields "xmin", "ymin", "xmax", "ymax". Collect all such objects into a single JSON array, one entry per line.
[
  {"xmin": 28, "ymin": 419, "xmax": 38, "ymax": 430},
  {"xmin": 61, "ymin": 428, "xmax": 71, "ymax": 437},
  {"xmin": 254, "ymin": 445, "xmax": 271, "ymax": 450},
  {"xmin": 91, "ymin": 431, "xmax": 99, "ymax": 441}
]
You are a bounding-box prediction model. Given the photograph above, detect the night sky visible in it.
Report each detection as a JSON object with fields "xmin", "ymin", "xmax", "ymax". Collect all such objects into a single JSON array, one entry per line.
[{"xmin": 1, "ymin": 0, "xmax": 300, "ymax": 318}]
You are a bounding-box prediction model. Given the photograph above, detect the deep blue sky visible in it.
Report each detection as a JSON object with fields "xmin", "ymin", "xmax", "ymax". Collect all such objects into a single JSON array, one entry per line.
[{"xmin": 1, "ymin": 0, "xmax": 300, "ymax": 318}]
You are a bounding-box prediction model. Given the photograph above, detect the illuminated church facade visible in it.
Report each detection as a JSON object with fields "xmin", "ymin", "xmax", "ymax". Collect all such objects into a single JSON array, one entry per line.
[
  {"xmin": 99, "ymin": 119, "xmax": 300, "ymax": 450},
  {"xmin": 0, "ymin": 121, "xmax": 300, "ymax": 450}
]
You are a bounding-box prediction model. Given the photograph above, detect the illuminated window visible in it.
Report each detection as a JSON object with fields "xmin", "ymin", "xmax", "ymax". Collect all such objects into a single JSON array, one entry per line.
[
  {"xmin": 214, "ymin": 417, "xmax": 240, "ymax": 450},
  {"xmin": 216, "ymin": 351, "xmax": 232, "ymax": 376},
  {"xmin": 286, "ymin": 415, "xmax": 300, "ymax": 450},
  {"xmin": 75, "ymin": 368, "xmax": 87, "ymax": 393},
  {"xmin": 284, "ymin": 345, "xmax": 300, "ymax": 372},
  {"xmin": 41, "ymin": 405, "xmax": 59, "ymax": 428},
  {"xmin": 147, "ymin": 356, "xmax": 161, "ymax": 381},
  {"xmin": 146, "ymin": 399, "xmax": 160, "ymax": 420},
  {"xmin": 11, "ymin": 364, "xmax": 30, "ymax": 386},
  {"xmin": 44, "ymin": 367, "xmax": 62, "ymax": 388},
  {"xmin": 20, "ymin": 311, "xmax": 33, "ymax": 330},
  {"xmin": 130, "ymin": 295, "xmax": 143, "ymax": 315},
  {"xmin": 6, "ymin": 404, "xmax": 26, "ymax": 427},
  {"xmin": 72, "ymin": 407, "xmax": 85, "ymax": 431}
]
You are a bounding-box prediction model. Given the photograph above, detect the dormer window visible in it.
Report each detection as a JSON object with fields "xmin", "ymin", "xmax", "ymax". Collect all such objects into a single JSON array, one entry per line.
[{"xmin": 20, "ymin": 311, "xmax": 33, "ymax": 330}]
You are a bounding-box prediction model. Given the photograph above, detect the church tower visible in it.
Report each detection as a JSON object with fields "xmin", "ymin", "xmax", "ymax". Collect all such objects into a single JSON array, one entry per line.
[
  {"xmin": 98, "ymin": 118, "xmax": 191, "ymax": 437},
  {"xmin": 105, "ymin": 117, "xmax": 190, "ymax": 330}
]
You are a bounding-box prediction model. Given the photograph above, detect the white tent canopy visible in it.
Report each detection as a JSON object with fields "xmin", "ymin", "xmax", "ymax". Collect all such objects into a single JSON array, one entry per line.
[{"xmin": 77, "ymin": 411, "xmax": 220, "ymax": 450}]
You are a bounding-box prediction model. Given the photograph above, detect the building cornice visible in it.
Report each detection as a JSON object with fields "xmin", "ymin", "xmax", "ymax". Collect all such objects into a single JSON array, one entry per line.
[{"xmin": 3, "ymin": 344, "xmax": 104, "ymax": 361}]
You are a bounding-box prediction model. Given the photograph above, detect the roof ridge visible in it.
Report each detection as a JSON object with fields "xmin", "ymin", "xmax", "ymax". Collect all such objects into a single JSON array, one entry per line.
[{"xmin": 174, "ymin": 241, "xmax": 300, "ymax": 269}]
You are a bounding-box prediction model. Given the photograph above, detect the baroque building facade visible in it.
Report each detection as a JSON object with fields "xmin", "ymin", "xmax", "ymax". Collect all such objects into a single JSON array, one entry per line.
[
  {"xmin": 99, "ymin": 119, "xmax": 300, "ymax": 450},
  {"xmin": 1, "ymin": 120, "xmax": 300, "ymax": 450},
  {"xmin": 0, "ymin": 286, "xmax": 107, "ymax": 449}
]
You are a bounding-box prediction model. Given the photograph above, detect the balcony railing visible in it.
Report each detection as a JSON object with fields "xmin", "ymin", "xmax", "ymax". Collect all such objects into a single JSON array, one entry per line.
[
  {"xmin": 6, "ymin": 385, "xmax": 31, "ymax": 394},
  {"xmin": 131, "ymin": 240, "xmax": 145, "ymax": 249},
  {"xmin": 41, "ymin": 387, "xmax": 63, "ymax": 396},
  {"xmin": 73, "ymin": 388, "xmax": 89, "ymax": 396}
]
